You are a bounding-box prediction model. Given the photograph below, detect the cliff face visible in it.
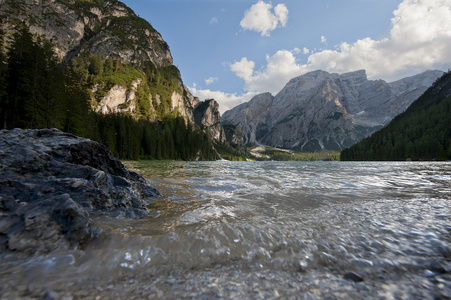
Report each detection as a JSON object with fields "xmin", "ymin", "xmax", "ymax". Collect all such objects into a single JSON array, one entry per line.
[
  {"xmin": 0, "ymin": 0, "xmax": 228, "ymax": 143},
  {"xmin": 223, "ymin": 70, "xmax": 444, "ymax": 151},
  {"xmin": 194, "ymin": 99, "xmax": 227, "ymax": 144},
  {"xmin": 222, "ymin": 93, "xmax": 274, "ymax": 146},
  {"xmin": 0, "ymin": 0, "xmax": 172, "ymax": 66}
]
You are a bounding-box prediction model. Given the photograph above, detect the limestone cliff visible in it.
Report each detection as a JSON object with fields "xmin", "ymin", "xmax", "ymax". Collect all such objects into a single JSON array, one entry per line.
[
  {"xmin": 194, "ymin": 99, "xmax": 227, "ymax": 144},
  {"xmin": 223, "ymin": 124, "xmax": 246, "ymax": 153},
  {"xmin": 0, "ymin": 0, "xmax": 172, "ymax": 66},
  {"xmin": 223, "ymin": 70, "xmax": 444, "ymax": 151},
  {"xmin": 0, "ymin": 0, "xmax": 223, "ymax": 143}
]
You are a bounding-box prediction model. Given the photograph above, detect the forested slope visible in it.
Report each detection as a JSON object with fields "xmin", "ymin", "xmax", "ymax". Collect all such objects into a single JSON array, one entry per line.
[
  {"xmin": 340, "ymin": 71, "xmax": 451, "ymax": 161},
  {"xmin": 0, "ymin": 23, "xmax": 219, "ymax": 160}
]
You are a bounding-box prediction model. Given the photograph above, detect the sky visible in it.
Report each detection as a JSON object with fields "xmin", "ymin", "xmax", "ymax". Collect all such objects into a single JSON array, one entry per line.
[{"xmin": 121, "ymin": 0, "xmax": 451, "ymax": 113}]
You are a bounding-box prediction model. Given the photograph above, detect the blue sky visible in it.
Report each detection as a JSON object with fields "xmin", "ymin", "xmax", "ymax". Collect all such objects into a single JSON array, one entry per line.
[{"xmin": 121, "ymin": 0, "xmax": 451, "ymax": 113}]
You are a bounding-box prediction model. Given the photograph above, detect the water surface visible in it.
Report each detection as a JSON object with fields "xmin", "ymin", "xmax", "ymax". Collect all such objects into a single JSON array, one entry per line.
[{"xmin": 2, "ymin": 161, "xmax": 451, "ymax": 299}]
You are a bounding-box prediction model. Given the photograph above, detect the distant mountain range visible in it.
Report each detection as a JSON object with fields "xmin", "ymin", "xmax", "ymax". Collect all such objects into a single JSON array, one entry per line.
[
  {"xmin": 341, "ymin": 71, "xmax": 451, "ymax": 161},
  {"xmin": 222, "ymin": 69, "xmax": 444, "ymax": 151}
]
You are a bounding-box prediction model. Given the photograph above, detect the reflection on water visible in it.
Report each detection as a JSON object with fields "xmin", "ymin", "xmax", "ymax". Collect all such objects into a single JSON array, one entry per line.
[{"xmin": 1, "ymin": 161, "xmax": 451, "ymax": 299}]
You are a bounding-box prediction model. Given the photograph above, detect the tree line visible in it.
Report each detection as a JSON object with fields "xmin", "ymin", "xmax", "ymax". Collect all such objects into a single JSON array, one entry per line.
[
  {"xmin": 340, "ymin": 71, "xmax": 451, "ymax": 161},
  {"xmin": 0, "ymin": 23, "xmax": 218, "ymax": 160}
]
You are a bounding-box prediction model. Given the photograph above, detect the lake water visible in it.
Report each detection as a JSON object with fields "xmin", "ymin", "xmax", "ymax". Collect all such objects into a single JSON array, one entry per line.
[{"xmin": 2, "ymin": 161, "xmax": 451, "ymax": 299}]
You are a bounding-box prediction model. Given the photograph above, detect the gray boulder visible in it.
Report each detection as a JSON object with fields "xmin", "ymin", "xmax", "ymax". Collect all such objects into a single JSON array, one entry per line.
[{"xmin": 0, "ymin": 128, "xmax": 159, "ymax": 255}]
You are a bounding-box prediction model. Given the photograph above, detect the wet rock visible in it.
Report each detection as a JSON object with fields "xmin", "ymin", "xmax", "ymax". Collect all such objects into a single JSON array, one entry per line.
[
  {"xmin": 429, "ymin": 261, "xmax": 448, "ymax": 274},
  {"xmin": 343, "ymin": 272, "xmax": 364, "ymax": 282},
  {"xmin": 0, "ymin": 128, "xmax": 160, "ymax": 255}
]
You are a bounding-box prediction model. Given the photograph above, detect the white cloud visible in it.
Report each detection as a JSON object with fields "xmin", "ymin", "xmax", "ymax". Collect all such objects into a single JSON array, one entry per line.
[
  {"xmin": 240, "ymin": 1, "xmax": 289, "ymax": 37},
  {"xmin": 230, "ymin": 57, "xmax": 255, "ymax": 82},
  {"xmin": 274, "ymin": 3, "xmax": 289, "ymax": 27},
  {"xmin": 305, "ymin": 0, "xmax": 451, "ymax": 81},
  {"xmin": 230, "ymin": 49, "xmax": 307, "ymax": 94},
  {"xmin": 210, "ymin": 17, "xmax": 218, "ymax": 25},
  {"xmin": 205, "ymin": 77, "xmax": 218, "ymax": 86},
  {"xmin": 231, "ymin": 0, "xmax": 451, "ymax": 97},
  {"xmin": 189, "ymin": 85, "xmax": 257, "ymax": 114}
]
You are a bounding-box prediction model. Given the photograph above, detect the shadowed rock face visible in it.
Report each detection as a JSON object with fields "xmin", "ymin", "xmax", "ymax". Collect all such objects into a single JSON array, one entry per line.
[
  {"xmin": 0, "ymin": 128, "xmax": 159, "ymax": 255},
  {"xmin": 194, "ymin": 99, "xmax": 227, "ymax": 144}
]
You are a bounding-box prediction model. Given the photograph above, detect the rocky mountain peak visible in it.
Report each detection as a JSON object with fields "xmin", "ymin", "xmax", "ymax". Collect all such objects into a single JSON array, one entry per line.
[
  {"xmin": 0, "ymin": 0, "xmax": 173, "ymax": 66},
  {"xmin": 389, "ymin": 70, "xmax": 445, "ymax": 96},
  {"xmin": 223, "ymin": 69, "xmax": 444, "ymax": 151},
  {"xmin": 222, "ymin": 92, "xmax": 274, "ymax": 145}
]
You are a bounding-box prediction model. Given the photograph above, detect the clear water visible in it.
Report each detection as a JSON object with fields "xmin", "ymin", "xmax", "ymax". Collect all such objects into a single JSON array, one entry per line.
[{"xmin": 1, "ymin": 161, "xmax": 451, "ymax": 299}]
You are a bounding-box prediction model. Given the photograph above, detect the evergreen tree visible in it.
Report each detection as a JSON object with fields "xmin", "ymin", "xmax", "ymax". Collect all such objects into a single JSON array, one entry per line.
[
  {"xmin": 4, "ymin": 23, "xmax": 35, "ymax": 129},
  {"xmin": 0, "ymin": 21, "xmax": 8, "ymax": 128},
  {"xmin": 64, "ymin": 61, "xmax": 90, "ymax": 136}
]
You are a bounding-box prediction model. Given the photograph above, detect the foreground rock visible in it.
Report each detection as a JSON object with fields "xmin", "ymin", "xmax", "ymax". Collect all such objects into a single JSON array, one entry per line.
[{"xmin": 0, "ymin": 128, "xmax": 159, "ymax": 255}]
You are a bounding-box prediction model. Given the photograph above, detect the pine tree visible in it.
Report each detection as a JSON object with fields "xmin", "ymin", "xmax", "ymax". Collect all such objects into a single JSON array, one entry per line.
[
  {"xmin": 64, "ymin": 61, "xmax": 90, "ymax": 136},
  {"xmin": 5, "ymin": 23, "xmax": 35, "ymax": 128}
]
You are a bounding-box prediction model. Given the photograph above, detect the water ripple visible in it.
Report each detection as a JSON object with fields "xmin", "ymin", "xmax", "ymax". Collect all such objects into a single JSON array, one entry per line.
[{"xmin": 2, "ymin": 161, "xmax": 450, "ymax": 299}]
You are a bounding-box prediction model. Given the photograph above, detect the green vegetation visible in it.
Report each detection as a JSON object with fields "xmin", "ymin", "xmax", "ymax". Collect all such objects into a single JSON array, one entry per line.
[
  {"xmin": 214, "ymin": 142, "xmax": 248, "ymax": 161},
  {"xmin": 0, "ymin": 23, "xmax": 218, "ymax": 161},
  {"xmin": 90, "ymin": 114, "xmax": 218, "ymax": 160},
  {"xmin": 341, "ymin": 71, "xmax": 451, "ymax": 161}
]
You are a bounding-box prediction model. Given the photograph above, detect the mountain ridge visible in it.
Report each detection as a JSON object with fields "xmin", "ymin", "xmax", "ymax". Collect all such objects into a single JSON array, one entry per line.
[
  {"xmin": 1, "ymin": 0, "xmax": 173, "ymax": 67},
  {"xmin": 341, "ymin": 71, "xmax": 451, "ymax": 161},
  {"xmin": 222, "ymin": 69, "xmax": 444, "ymax": 151}
]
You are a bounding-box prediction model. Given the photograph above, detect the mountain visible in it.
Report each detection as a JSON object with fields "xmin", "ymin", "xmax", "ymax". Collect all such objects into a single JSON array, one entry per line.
[
  {"xmin": 1, "ymin": 0, "xmax": 172, "ymax": 67},
  {"xmin": 222, "ymin": 70, "xmax": 444, "ymax": 151},
  {"xmin": 0, "ymin": 0, "xmax": 228, "ymax": 138},
  {"xmin": 0, "ymin": 0, "xmax": 234, "ymax": 159},
  {"xmin": 0, "ymin": 0, "xmax": 198, "ymax": 122},
  {"xmin": 341, "ymin": 71, "xmax": 451, "ymax": 161}
]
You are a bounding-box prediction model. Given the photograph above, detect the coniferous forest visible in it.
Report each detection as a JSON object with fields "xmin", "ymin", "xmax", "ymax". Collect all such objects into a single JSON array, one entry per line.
[
  {"xmin": 340, "ymin": 71, "xmax": 451, "ymax": 161},
  {"xmin": 0, "ymin": 23, "xmax": 219, "ymax": 160}
]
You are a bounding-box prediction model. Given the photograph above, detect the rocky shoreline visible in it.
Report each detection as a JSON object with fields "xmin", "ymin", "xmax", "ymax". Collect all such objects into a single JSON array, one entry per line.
[{"xmin": 0, "ymin": 128, "xmax": 160, "ymax": 256}]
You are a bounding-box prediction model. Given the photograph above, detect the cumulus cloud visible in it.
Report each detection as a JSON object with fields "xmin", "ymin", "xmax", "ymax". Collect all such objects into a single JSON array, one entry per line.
[
  {"xmin": 321, "ymin": 35, "xmax": 327, "ymax": 43},
  {"xmin": 231, "ymin": 0, "xmax": 451, "ymax": 97},
  {"xmin": 230, "ymin": 49, "xmax": 306, "ymax": 94},
  {"xmin": 240, "ymin": 1, "xmax": 289, "ymax": 36},
  {"xmin": 197, "ymin": 0, "xmax": 451, "ymax": 113},
  {"xmin": 189, "ymin": 84, "xmax": 257, "ymax": 114},
  {"xmin": 305, "ymin": 0, "xmax": 451, "ymax": 81},
  {"xmin": 205, "ymin": 77, "xmax": 218, "ymax": 86},
  {"xmin": 230, "ymin": 57, "xmax": 255, "ymax": 82}
]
